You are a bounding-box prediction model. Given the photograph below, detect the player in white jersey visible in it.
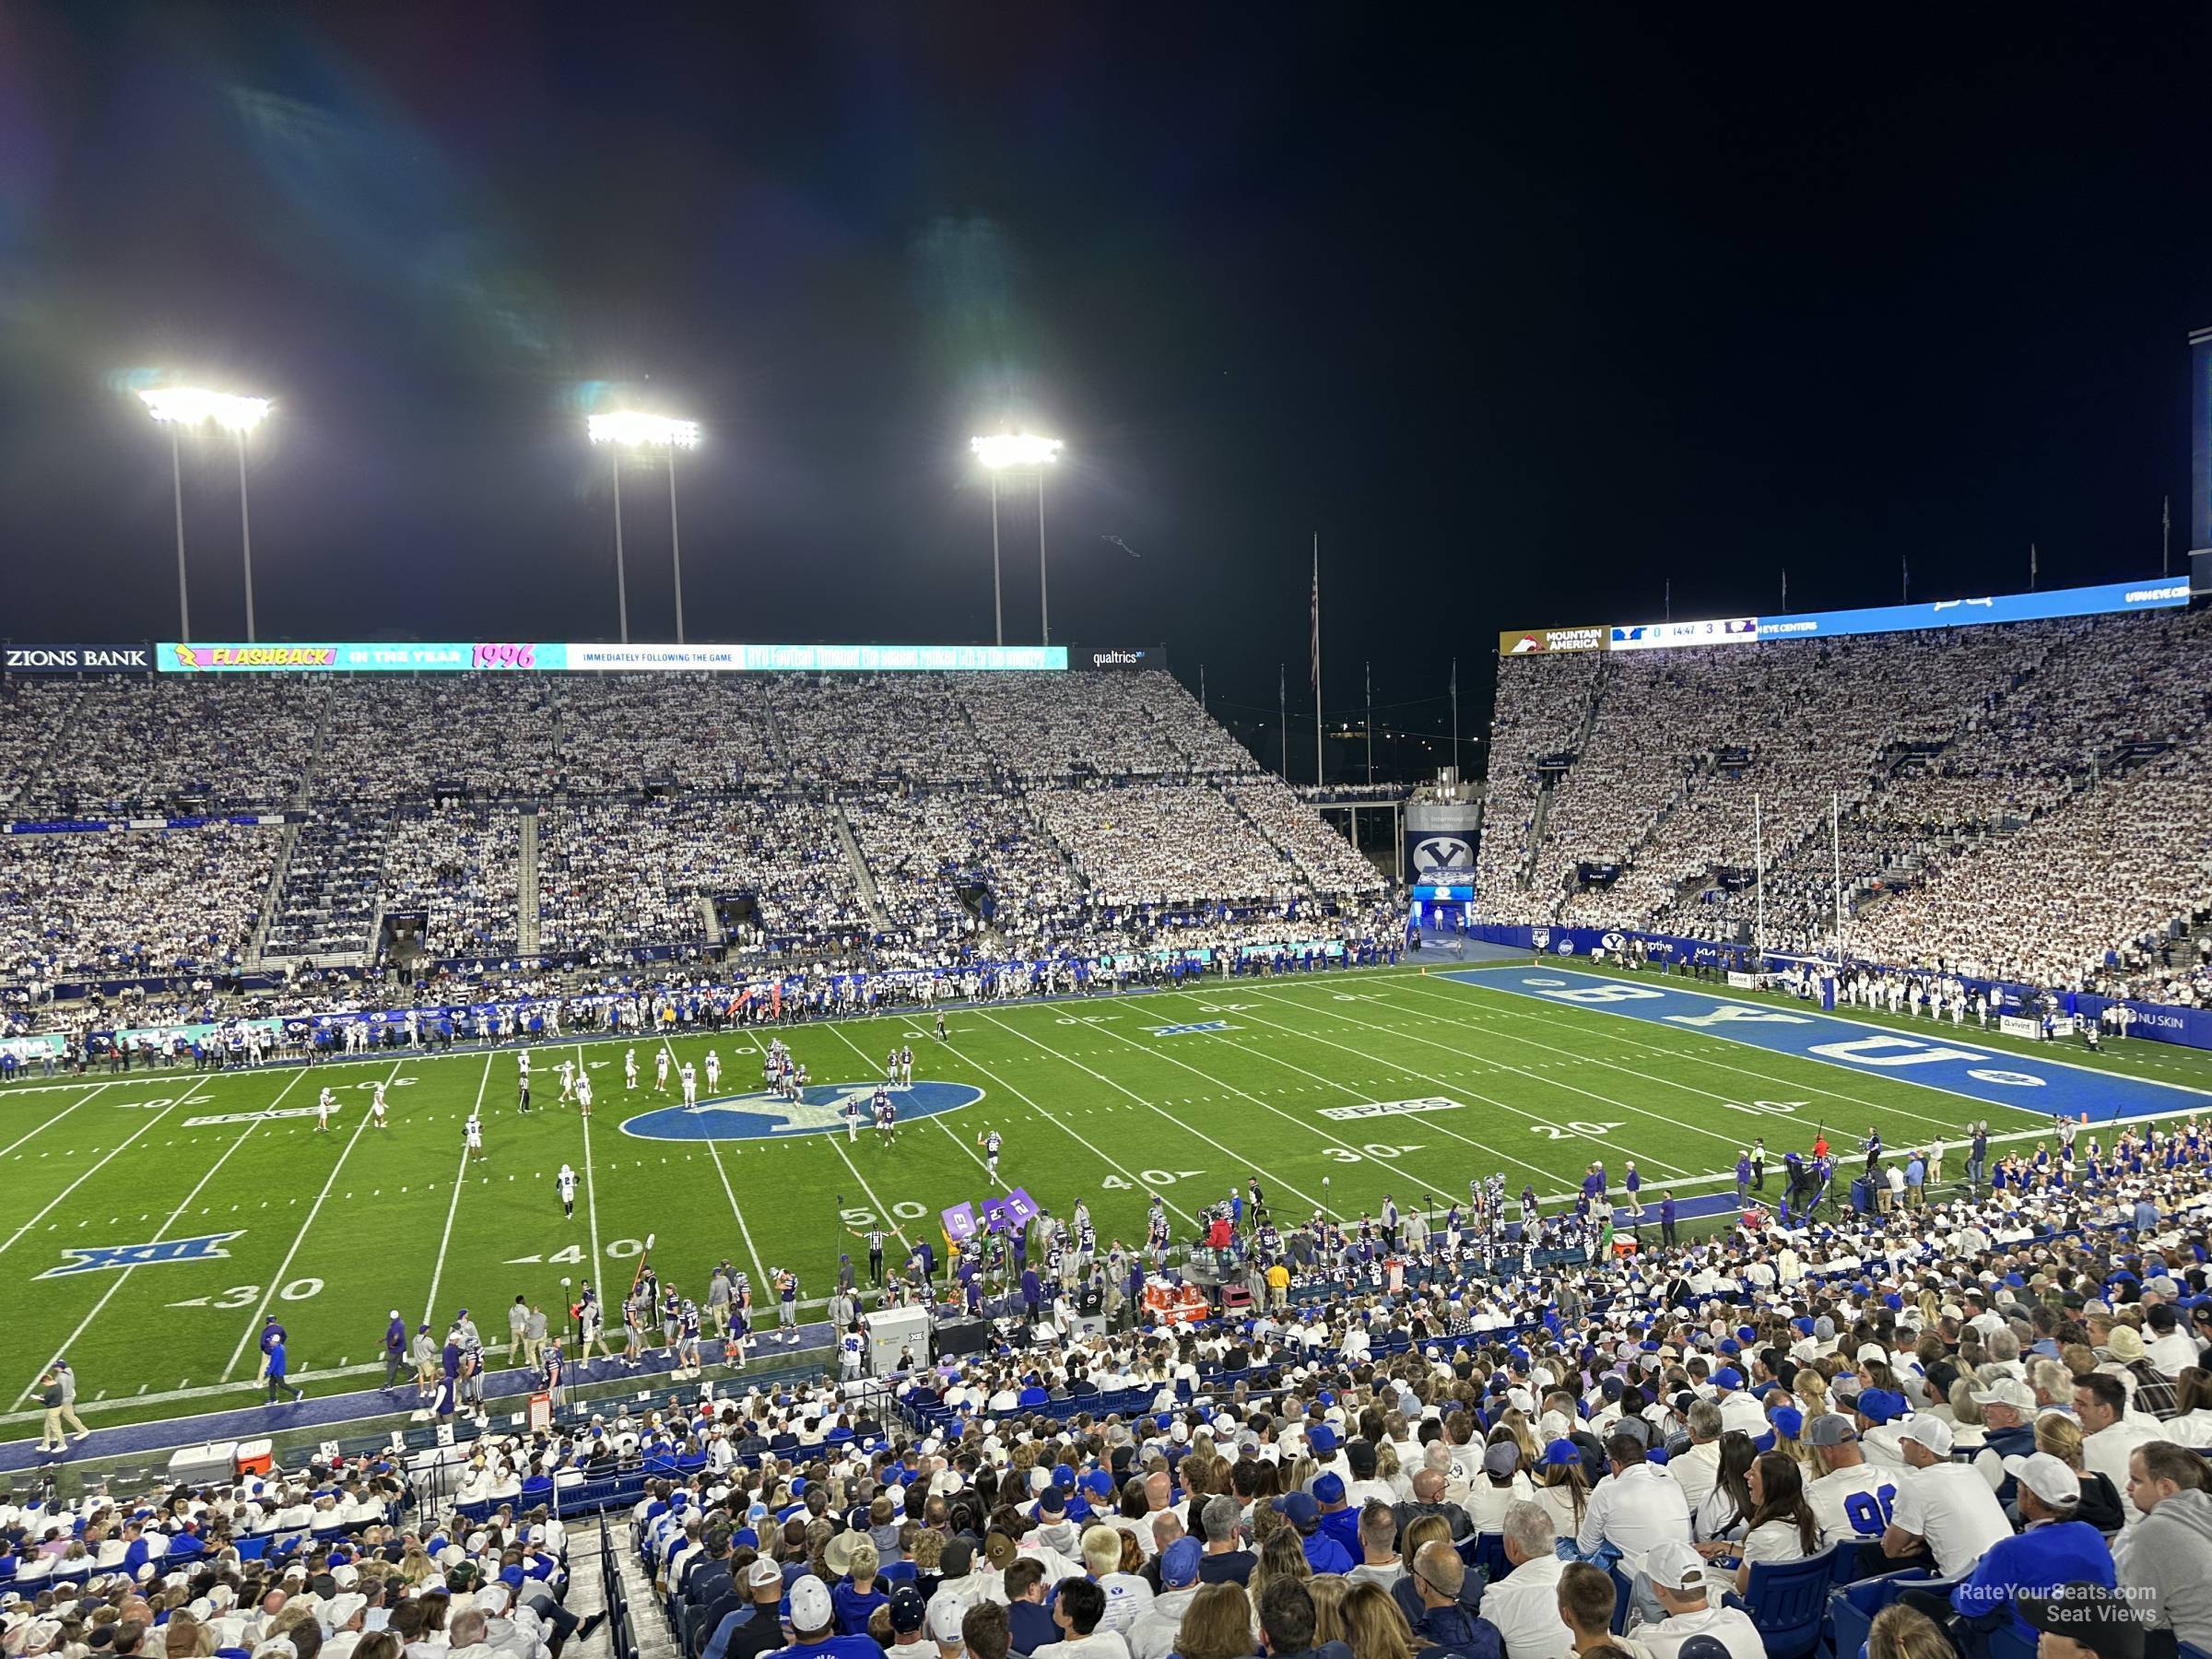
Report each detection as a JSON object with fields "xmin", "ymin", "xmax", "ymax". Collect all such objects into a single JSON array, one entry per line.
[
  {"xmin": 704, "ymin": 1050, "xmax": 721, "ymax": 1093},
  {"xmin": 625, "ymin": 1046, "xmax": 638, "ymax": 1088},
  {"xmin": 557, "ymin": 1162, "xmax": 578, "ymax": 1219},
  {"xmin": 576, "ymin": 1074, "xmax": 593, "ymax": 1118},
  {"xmin": 844, "ymin": 1092, "xmax": 862, "ymax": 1142},
  {"xmin": 980, "ymin": 1128, "xmax": 1002, "ymax": 1180},
  {"xmin": 465, "ymin": 1113, "xmax": 486, "ymax": 1164},
  {"xmin": 654, "ymin": 1048, "xmax": 670, "ymax": 1092},
  {"xmin": 679, "ymin": 1061, "xmax": 698, "ymax": 1108},
  {"xmin": 371, "ymin": 1081, "xmax": 389, "ymax": 1129},
  {"xmin": 316, "ymin": 1088, "xmax": 336, "ymax": 1132},
  {"xmin": 899, "ymin": 1044, "xmax": 913, "ymax": 1087},
  {"xmin": 558, "ymin": 1060, "xmax": 576, "ymax": 1103}
]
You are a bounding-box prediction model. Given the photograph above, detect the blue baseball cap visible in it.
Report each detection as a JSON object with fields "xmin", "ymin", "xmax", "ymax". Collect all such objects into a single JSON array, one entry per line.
[
  {"xmin": 1160, "ymin": 1537, "xmax": 1203, "ymax": 1588},
  {"xmin": 1542, "ymin": 1439, "xmax": 1581, "ymax": 1466},
  {"xmin": 1770, "ymin": 1406, "xmax": 1804, "ymax": 1440},
  {"xmin": 1309, "ymin": 1424, "xmax": 1337, "ymax": 1455},
  {"xmin": 1313, "ymin": 1473, "xmax": 1346, "ymax": 1504},
  {"xmin": 1275, "ymin": 1491, "xmax": 1319, "ymax": 1527},
  {"xmin": 1712, "ymin": 1367, "xmax": 1745, "ymax": 1391},
  {"xmin": 1857, "ymin": 1389, "xmax": 1909, "ymax": 1425}
]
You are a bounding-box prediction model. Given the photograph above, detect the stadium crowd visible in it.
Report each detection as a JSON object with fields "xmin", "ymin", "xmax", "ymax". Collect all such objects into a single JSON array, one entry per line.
[
  {"xmin": 0, "ymin": 672, "xmax": 1386, "ymax": 1026},
  {"xmin": 27, "ymin": 1112, "xmax": 2212, "ymax": 1659},
  {"xmin": 1481, "ymin": 608, "xmax": 2212, "ymax": 1002}
]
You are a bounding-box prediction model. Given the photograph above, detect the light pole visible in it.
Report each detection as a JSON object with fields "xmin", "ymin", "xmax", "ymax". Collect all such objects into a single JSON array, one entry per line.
[
  {"xmin": 971, "ymin": 432, "xmax": 1063, "ymax": 645},
  {"xmin": 589, "ymin": 412, "xmax": 700, "ymax": 644},
  {"xmin": 139, "ymin": 387, "xmax": 271, "ymax": 640}
]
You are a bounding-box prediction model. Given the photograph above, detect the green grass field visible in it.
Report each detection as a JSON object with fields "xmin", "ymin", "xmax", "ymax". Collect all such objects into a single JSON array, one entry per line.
[{"xmin": 6, "ymin": 960, "xmax": 2209, "ymax": 1442}]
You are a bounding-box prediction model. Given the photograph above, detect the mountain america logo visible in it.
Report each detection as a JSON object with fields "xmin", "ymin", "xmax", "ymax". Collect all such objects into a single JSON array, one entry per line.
[{"xmin": 619, "ymin": 1079, "xmax": 983, "ymax": 1143}]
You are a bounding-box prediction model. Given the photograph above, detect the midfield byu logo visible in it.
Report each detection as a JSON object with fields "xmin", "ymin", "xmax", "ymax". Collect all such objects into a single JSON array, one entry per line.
[
  {"xmin": 37, "ymin": 1231, "xmax": 242, "ymax": 1280},
  {"xmin": 1412, "ymin": 837, "xmax": 1473, "ymax": 874}
]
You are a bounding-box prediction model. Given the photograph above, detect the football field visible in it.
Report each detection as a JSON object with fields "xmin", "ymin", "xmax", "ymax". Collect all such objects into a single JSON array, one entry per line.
[{"xmin": 5, "ymin": 960, "xmax": 2208, "ymax": 1441}]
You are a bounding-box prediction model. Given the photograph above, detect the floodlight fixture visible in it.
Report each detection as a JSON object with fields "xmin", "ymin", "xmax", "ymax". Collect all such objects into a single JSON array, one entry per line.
[
  {"xmin": 971, "ymin": 433, "xmax": 1066, "ymax": 645},
  {"xmin": 139, "ymin": 386, "xmax": 272, "ymax": 434},
  {"xmin": 588, "ymin": 411, "xmax": 700, "ymax": 449},
  {"xmin": 138, "ymin": 386, "xmax": 273, "ymax": 640},
  {"xmin": 970, "ymin": 431, "xmax": 1062, "ymax": 470},
  {"xmin": 588, "ymin": 410, "xmax": 702, "ymax": 644}
]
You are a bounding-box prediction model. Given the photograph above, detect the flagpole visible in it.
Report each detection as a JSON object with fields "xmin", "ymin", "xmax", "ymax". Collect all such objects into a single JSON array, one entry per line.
[
  {"xmin": 2030, "ymin": 542, "xmax": 2038, "ymax": 590},
  {"xmin": 1754, "ymin": 793, "xmax": 1766, "ymax": 968},
  {"xmin": 1365, "ymin": 660, "xmax": 1373, "ymax": 785},
  {"xmin": 1312, "ymin": 533, "xmax": 1324, "ymax": 788},
  {"xmin": 2165, "ymin": 495, "xmax": 2172, "ymax": 577},
  {"xmin": 1278, "ymin": 664, "xmax": 1288, "ymax": 781},
  {"xmin": 1450, "ymin": 657, "xmax": 1460, "ymax": 784},
  {"xmin": 1199, "ymin": 664, "xmax": 1206, "ymax": 714},
  {"xmin": 1831, "ymin": 788, "xmax": 1844, "ymax": 959}
]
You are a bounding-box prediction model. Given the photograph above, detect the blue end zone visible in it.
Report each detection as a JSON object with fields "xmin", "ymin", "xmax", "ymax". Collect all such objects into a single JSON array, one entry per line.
[
  {"xmin": 619, "ymin": 1078, "xmax": 984, "ymax": 1142},
  {"xmin": 1445, "ymin": 967, "xmax": 2208, "ymax": 1126}
]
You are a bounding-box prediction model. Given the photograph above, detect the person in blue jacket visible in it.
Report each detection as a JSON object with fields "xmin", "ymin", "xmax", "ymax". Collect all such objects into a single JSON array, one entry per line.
[{"xmin": 265, "ymin": 1334, "xmax": 302, "ymax": 1404}]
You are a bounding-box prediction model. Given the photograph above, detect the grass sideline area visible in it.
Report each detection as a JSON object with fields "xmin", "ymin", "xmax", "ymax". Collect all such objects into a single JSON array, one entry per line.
[{"xmin": 5, "ymin": 959, "xmax": 2206, "ymax": 1442}]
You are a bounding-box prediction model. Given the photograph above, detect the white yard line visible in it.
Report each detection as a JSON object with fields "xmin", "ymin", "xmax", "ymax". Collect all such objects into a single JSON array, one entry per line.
[
  {"xmin": 1377, "ymin": 975, "xmax": 1980, "ymax": 1138},
  {"xmin": 0, "ymin": 1084, "xmax": 215, "ymax": 1259},
  {"xmin": 12, "ymin": 1070, "xmax": 308, "ymax": 1406},
  {"xmin": 571, "ymin": 1042, "xmax": 606, "ymax": 1288},
  {"xmin": 1129, "ymin": 997, "xmax": 1690, "ymax": 1185},
  {"xmin": 1233, "ymin": 982, "xmax": 1754, "ymax": 1164},
  {"xmin": 976, "ymin": 1009, "xmax": 1334, "ymax": 1217},
  {"xmin": 221, "ymin": 1060, "xmax": 405, "ymax": 1381},
  {"xmin": 676, "ymin": 1034, "xmax": 773, "ymax": 1284},
  {"xmin": 0, "ymin": 1078, "xmax": 118, "ymax": 1159},
  {"xmin": 421, "ymin": 1050, "xmax": 497, "ymax": 1329}
]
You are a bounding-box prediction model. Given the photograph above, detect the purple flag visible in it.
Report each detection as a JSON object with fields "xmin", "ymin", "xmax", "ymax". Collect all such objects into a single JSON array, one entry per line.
[{"xmin": 940, "ymin": 1203, "xmax": 978, "ymax": 1241}]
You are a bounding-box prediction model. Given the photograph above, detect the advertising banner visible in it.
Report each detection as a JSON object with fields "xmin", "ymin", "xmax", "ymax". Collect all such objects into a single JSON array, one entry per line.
[
  {"xmin": 156, "ymin": 641, "xmax": 1067, "ymax": 673},
  {"xmin": 159, "ymin": 641, "xmax": 559, "ymax": 673},
  {"xmin": 1999, "ymin": 1015, "xmax": 2044, "ymax": 1040},
  {"xmin": 559, "ymin": 642, "xmax": 1066, "ymax": 672},
  {"xmin": 3, "ymin": 643, "xmax": 155, "ymax": 673},
  {"xmin": 1075, "ymin": 644, "xmax": 1167, "ymax": 670},
  {"xmin": 1497, "ymin": 625, "xmax": 1606, "ymax": 656},
  {"xmin": 1758, "ymin": 579, "xmax": 2189, "ymax": 642}
]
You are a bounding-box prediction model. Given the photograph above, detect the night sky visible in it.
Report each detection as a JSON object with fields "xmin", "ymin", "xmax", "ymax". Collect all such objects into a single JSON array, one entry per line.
[{"xmin": 2, "ymin": 6, "xmax": 2208, "ymax": 761}]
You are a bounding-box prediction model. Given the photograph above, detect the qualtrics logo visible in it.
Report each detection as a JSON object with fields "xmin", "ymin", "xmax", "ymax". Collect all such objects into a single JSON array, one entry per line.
[{"xmin": 1090, "ymin": 650, "xmax": 1145, "ymax": 666}]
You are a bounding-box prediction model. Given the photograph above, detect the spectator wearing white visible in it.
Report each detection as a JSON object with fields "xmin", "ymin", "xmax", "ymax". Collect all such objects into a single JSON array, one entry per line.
[
  {"xmin": 2076, "ymin": 1373, "xmax": 2162, "ymax": 1529},
  {"xmin": 1478, "ymin": 1501, "xmax": 1573, "ymax": 1659},
  {"xmin": 1878, "ymin": 1415, "xmax": 2012, "ymax": 1577},
  {"xmin": 1125, "ymin": 1538, "xmax": 1202, "ymax": 1659},
  {"xmin": 1710, "ymin": 1368, "xmax": 1766, "ymax": 1439},
  {"xmin": 1079, "ymin": 1524, "xmax": 1152, "ymax": 1635},
  {"xmin": 1671, "ymin": 1402, "xmax": 1724, "ymax": 1521},
  {"xmin": 1577, "ymin": 1430, "xmax": 1692, "ymax": 1574},
  {"xmin": 1629, "ymin": 1539, "xmax": 1767, "ymax": 1659}
]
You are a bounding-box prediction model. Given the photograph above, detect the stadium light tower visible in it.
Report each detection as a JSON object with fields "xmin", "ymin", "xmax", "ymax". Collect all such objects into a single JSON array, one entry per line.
[
  {"xmin": 971, "ymin": 432, "xmax": 1063, "ymax": 645},
  {"xmin": 588, "ymin": 411, "xmax": 701, "ymax": 644},
  {"xmin": 139, "ymin": 387, "xmax": 273, "ymax": 641}
]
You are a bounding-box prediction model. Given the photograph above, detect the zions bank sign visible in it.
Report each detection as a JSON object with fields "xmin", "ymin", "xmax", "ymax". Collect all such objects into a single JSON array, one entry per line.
[{"xmin": 2, "ymin": 643, "xmax": 156, "ymax": 673}]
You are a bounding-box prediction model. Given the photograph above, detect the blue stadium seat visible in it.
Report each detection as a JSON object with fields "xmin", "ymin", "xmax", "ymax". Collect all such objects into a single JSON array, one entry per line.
[
  {"xmin": 1824, "ymin": 1566, "xmax": 1933, "ymax": 1659},
  {"xmin": 1724, "ymin": 1545, "xmax": 1840, "ymax": 1659}
]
